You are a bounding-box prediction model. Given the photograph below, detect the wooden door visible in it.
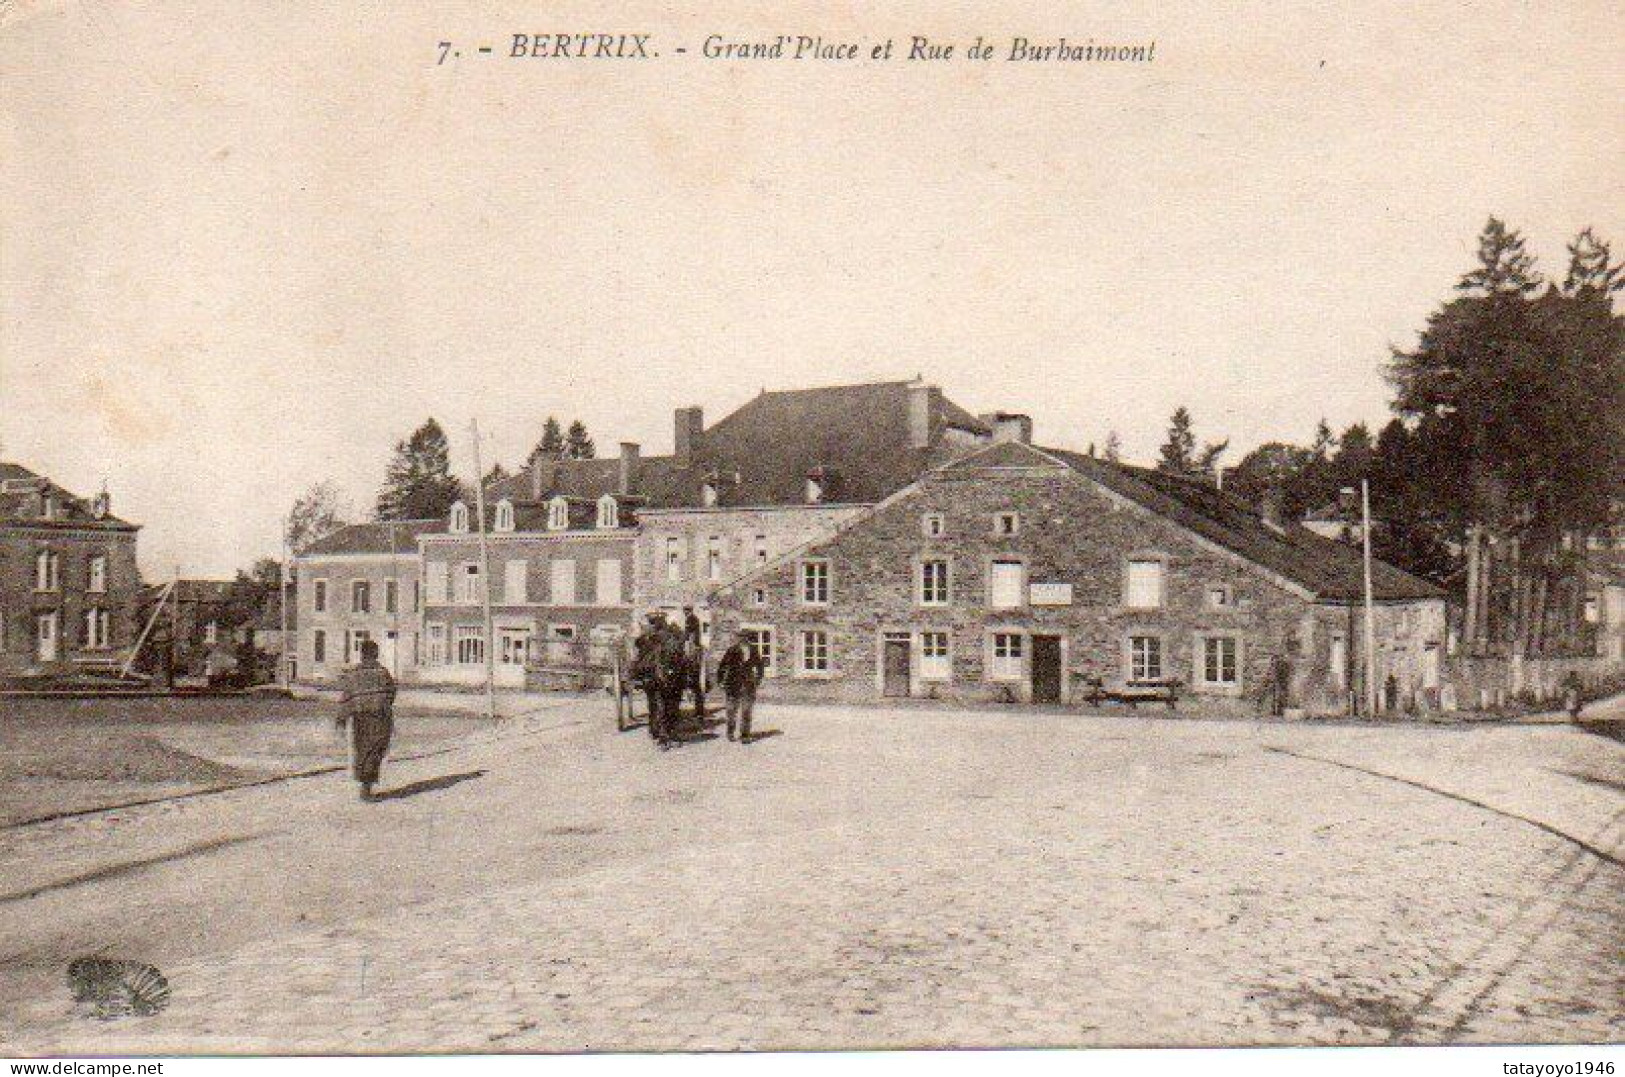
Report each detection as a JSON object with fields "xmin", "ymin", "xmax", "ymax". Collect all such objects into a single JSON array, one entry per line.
[
  {"xmin": 882, "ymin": 637, "xmax": 911, "ymax": 697},
  {"xmin": 1031, "ymin": 634, "xmax": 1062, "ymax": 703}
]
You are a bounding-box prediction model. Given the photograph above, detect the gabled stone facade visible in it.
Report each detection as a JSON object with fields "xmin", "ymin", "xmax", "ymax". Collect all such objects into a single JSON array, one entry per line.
[{"xmin": 709, "ymin": 444, "xmax": 1447, "ymax": 716}]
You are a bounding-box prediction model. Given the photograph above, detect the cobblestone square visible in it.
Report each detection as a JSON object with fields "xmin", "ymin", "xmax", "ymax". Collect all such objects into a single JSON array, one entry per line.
[{"xmin": 2, "ymin": 699, "xmax": 1620, "ymax": 1054}]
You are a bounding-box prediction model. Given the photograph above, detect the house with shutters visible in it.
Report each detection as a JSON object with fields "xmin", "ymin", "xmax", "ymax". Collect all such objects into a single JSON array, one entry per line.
[
  {"xmin": 0, "ymin": 462, "xmax": 140, "ymax": 678},
  {"xmin": 416, "ymin": 481, "xmax": 637, "ymax": 687},
  {"xmin": 294, "ymin": 519, "xmax": 442, "ymax": 683},
  {"xmin": 707, "ymin": 439, "xmax": 1449, "ymax": 716}
]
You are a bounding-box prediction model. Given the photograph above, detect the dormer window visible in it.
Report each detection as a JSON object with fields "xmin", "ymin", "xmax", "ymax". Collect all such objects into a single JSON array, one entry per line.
[
  {"xmin": 547, "ymin": 496, "xmax": 570, "ymax": 532},
  {"xmin": 596, "ymin": 494, "xmax": 619, "ymax": 530},
  {"xmin": 702, "ymin": 482, "xmax": 719, "ymax": 508},
  {"xmin": 449, "ymin": 501, "xmax": 470, "ymax": 533},
  {"xmin": 805, "ymin": 476, "xmax": 824, "ymax": 504},
  {"xmin": 494, "ymin": 499, "xmax": 515, "ymax": 533}
]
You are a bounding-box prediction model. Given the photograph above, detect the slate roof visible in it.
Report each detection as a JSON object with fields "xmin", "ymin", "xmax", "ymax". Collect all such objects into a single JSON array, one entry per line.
[
  {"xmin": 299, "ymin": 519, "xmax": 445, "ymax": 556},
  {"xmin": 949, "ymin": 442, "xmax": 1443, "ymax": 603},
  {"xmin": 487, "ymin": 380, "xmax": 993, "ymax": 514},
  {"xmin": 0, "ymin": 462, "xmax": 138, "ymax": 531}
]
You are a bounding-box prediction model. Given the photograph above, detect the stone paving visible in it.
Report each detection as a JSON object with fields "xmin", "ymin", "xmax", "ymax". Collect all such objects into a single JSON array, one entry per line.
[{"xmin": 1, "ymin": 698, "xmax": 1621, "ymax": 1054}]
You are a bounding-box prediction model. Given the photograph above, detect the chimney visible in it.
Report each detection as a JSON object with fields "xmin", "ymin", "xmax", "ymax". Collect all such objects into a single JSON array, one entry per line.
[
  {"xmin": 618, "ymin": 441, "xmax": 640, "ymax": 495},
  {"xmin": 979, "ymin": 411, "xmax": 1034, "ymax": 445},
  {"xmin": 1259, "ymin": 486, "xmax": 1286, "ymax": 533},
  {"xmin": 674, "ymin": 406, "xmax": 704, "ymax": 467},
  {"xmin": 907, "ymin": 383, "xmax": 940, "ymax": 449}
]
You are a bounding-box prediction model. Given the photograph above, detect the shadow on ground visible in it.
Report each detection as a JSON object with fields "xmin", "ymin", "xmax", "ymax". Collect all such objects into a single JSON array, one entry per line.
[{"xmin": 373, "ymin": 770, "xmax": 485, "ymax": 802}]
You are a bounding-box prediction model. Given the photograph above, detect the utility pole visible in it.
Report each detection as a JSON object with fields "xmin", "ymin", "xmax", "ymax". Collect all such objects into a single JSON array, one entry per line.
[
  {"xmin": 280, "ymin": 517, "xmax": 291, "ymax": 691},
  {"xmin": 1362, "ymin": 479, "xmax": 1378, "ymax": 717},
  {"xmin": 469, "ymin": 420, "xmax": 497, "ymax": 721}
]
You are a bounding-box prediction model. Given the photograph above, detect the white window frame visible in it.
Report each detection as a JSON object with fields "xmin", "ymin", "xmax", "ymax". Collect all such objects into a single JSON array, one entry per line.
[
  {"xmin": 798, "ymin": 628, "xmax": 831, "ymax": 676},
  {"xmin": 920, "ymin": 630, "xmax": 951, "ymax": 681},
  {"xmin": 1205, "ymin": 584, "xmax": 1232, "ymax": 610},
  {"xmin": 988, "ymin": 558, "xmax": 1025, "ymax": 610},
  {"xmin": 88, "ymin": 555, "xmax": 107, "ymax": 594},
  {"xmin": 1195, "ymin": 633, "xmax": 1241, "ymax": 691},
  {"xmin": 449, "ymin": 501, "xmax": 470, "ymax": 533},
  {"xmin": 457, "ymin": 562, "xmax": 482, "ymax": 604},
  {"xmin": 741, "ymin": 625, "xmax": 776, "ymax": 675},
  {"xmin": 799, "ymin": 560, "xmax": 831, "ymax": 606},
  {"xmin": 706, "ymin": 536, "xmax": 723, "ymax": 582},
  {"xmin": 596, "ymin": 495, "xmax": 619, "ymax": 530},
  {"xmin": 351, "ymin": 579, "xmax": 370, "ymax": 614},
  {"xmin": 989, "ymin": 631, "xmax": 1025, "ymax": 682},
  {"xmin": 203, "ymin": 621, "xmax": 219, "ymax": 645},
  {"xmin": 84, "ymin": 607, "xmax": 111, "ymax": 650},
  {"xmin": 702, "ymin": 482, "xmax": 719, "ymax": 508},
  {"xmin": 547, "ymin": 496, "xmax": 570, "ymax": 532},
  {"xmin": 494, "ymin": 499, "xmax": 515, "ymax": 533},
  {"xmin": 34, "ymin": 550, "xmax": 59, "ymax": 592},
  {"xmin": 1124, "ymin": 556, "xmax": 1167, "ymax": 610},
  {"xmin": 665, "ymin": 536, "xmax": 683, "ymax": 583},
  {"xmin": 751, "ymin": 587, "xmax": 766, "ymax": 607},
  {"xmin": 805, "ymin": 476, "xmax": 824, "ymax": 504},
  {"xmin": 426, "ymin": 622, "xmax": 447, "ymax": 665},
  {"xmin": 919, "ymin": 557, "xmax": 951, "ymax": 607},
  {"xmin": 922, "ymin": 513, "xmax": 945, "ymax": 538},
  {"xmin": 454, "ymin": 624, "xmax": 486, "ymax": 665},
  {"xmin": 345, "ymin": 628, "xmax": 370, "ymax": 665},
  {"xmin": 1128, "ymin": 634, "xmax": 1164, "ymax": 683}
]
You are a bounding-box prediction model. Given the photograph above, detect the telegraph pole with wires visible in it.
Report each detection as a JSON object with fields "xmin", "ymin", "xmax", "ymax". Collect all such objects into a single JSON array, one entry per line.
[
  {"xmin": 469, "ymin": 420, "xmax": 497, "ymax": 721},
  {"xmin": 1361, "ymin": 479, "xmax": 1378, "ymax": 717}
]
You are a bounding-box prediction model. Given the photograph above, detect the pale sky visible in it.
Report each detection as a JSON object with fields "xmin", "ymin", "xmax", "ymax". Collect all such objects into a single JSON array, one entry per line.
[{"xmin": 2, "ymin": 0, "xmax": 1620, "ymax": 578}]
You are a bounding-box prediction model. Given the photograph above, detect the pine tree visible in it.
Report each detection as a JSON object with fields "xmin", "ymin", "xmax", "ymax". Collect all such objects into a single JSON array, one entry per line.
[
  {"xmin": 565, "ymin": 420, "xmax": 596, "ymax": 460},
  {"xmin": 1563, "ymin": 227, "xmax": 1625, "ymax": 299},
  {"xmin": 527, "ymin": 418, "xmax": 566, "ymax": 465},
  {"xmin": 1156, "ymin": 408, "xmax": 1196, "ymax": 475},
  {"xmin": 376, "ymin": 419, "xmax": 464, "ymax": 521},
  {"xmin": 1457, "ymin": 217, "xmax": 1541, "ymax": 296},
  {"xmin": 484, "ymin": 462, "xmax": 511, "ymax": 487}
]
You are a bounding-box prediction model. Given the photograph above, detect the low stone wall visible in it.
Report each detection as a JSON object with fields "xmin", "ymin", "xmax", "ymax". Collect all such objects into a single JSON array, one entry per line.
[{"xmin": 1441, "ymin": 653, "xmax": 1623, "ymax": 711}]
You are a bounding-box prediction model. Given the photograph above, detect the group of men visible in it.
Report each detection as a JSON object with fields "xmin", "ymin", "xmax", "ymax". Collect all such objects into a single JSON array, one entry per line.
[
  {"xmin": 629, "ymin": 606, "xmax": 765, "ymax": 750},
  {"xmin": 332, "ymin": 607, "xmax": 768, "ymax": 803}
]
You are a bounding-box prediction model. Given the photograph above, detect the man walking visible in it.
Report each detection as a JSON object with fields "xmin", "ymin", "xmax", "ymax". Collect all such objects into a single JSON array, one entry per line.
[
  {"xmin": 339, "ymin": 638, "xmax": 397, "ymax": 801},
  {"xmin": 631, "ymin": 613, "xmax": 670, "ymax": 747},
  {"xmin": 717, "ymin": 627, "xmax": 765, "ymax": 744}
]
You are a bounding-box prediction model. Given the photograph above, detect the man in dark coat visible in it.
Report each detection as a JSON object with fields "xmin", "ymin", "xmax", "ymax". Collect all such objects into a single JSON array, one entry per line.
[
  {"xmin": 632, "ymin": 613, "xmax": 681, "ymax": 748},
  {"xmin": 716, "ymin": 627, "xmax": 765, "ymax": 743},
  {"xmin": 339, "ymin": 639, "xmax": 397, "ymax": 801}
]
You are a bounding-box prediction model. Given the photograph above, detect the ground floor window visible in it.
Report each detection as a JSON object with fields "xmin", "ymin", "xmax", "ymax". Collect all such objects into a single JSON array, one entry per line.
[
  {"xmin": 799, "ymin": 629, "xmax": 830, "ymax": 674},
  {"xmin": 426, "ymin": 623, "xmax": 447, "ymax": 665},
  {"xmin": 921, "ymin": 631, "xmax": 951, "ymax": 680},
  {"xmin": 312, "ymin": 629, "xmax": 327, "ymax": 664},
  {"xmin": 1129, "ymin": 635, "xmax": 1163, "ymax": 682},
  {"xmin": 1199, "ymin": 635, "xmax": 1238, "ymax": 687},
  {"xmin": 741, "ymin": 627, "xmax": 775, "ymax": 674},
  {"xmin": 345, "ymin": 629, "xmax": 371, "ymax": 665},
  {"xmin": 990, "ymin": 632, "xmax": 1024, "ymax": 681},
  {"xmin": 84, "ymin": 607, "xmax": 111, "ymax": 650},
  {"xmin": 455, "ymin": 625, "xmax": 485, "ymax": 665}
]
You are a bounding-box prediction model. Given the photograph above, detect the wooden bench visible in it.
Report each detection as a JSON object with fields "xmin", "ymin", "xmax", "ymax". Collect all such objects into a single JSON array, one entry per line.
[{"xmin": 1081, "ymin": 677, "xmax": 1183, "ymax": 711}]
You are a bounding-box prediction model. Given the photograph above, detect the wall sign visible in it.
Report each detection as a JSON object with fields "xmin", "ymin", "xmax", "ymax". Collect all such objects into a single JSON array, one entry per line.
[{"xmin": 1029, "ymin": 582, "xmax": 1073, "ymax": 606}]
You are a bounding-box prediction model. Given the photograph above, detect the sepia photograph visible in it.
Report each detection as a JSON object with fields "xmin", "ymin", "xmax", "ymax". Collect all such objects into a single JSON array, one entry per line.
[{"xmin": 0, "ymin": 0, "xmax": 1620, "ymax": 1070}]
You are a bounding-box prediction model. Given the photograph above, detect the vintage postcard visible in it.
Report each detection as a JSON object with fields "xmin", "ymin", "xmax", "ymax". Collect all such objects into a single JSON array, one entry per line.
[{"xmin": 0, "ymin": 0, "xmax": 1620, "ymax": 1066}]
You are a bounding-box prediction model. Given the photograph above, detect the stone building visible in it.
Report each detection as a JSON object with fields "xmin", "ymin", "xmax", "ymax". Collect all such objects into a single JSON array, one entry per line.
[
  {"xmin": 417, "ymin": 483, "xmax": 636, "ymax": 688},
  {"xmin": 0, "ymin": 462, "xmax": 140, "ymax": 678},
  {"xmin": 709, "ymin": 440, "xmax": 1447, "ymax": 716},
  {"xmin": 294, "ymin": 519, "xmax": 441, "ymax": 683}
]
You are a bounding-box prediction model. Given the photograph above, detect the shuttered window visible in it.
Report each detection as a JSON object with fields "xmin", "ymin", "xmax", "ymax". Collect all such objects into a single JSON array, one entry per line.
[{"xmin": 989, "ymin": 560, "xmax": 1024, "ymax": 609}]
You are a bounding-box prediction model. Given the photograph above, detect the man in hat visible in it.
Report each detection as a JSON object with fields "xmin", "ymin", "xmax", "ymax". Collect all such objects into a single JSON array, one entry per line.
[
  {"xmin": 632, "ymin": 612, "xmax": 675, "ymax": 747},
  {"xmin": 339, "ymin": 638, "xmax": 397, "ymax": 800},
  {"xmin": 716, "ymin": 627, "xmax": 765, "ymax": 743},
  {"xmin": 681, "ymin": 605, "xmax": 708, "ymax": 718}
]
